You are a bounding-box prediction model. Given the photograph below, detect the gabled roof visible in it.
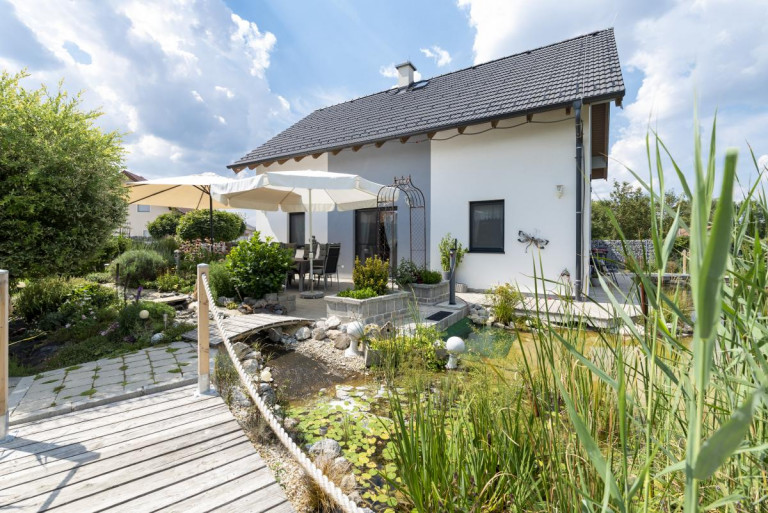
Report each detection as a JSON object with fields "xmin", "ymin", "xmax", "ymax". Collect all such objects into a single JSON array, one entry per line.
[
  {"xmin": 121, "ymin": 170, "xmax": 146, "ymax": 182},
  {"xmin": 230, "ymin": 28, "xmax": 624, "ymax": 170}
]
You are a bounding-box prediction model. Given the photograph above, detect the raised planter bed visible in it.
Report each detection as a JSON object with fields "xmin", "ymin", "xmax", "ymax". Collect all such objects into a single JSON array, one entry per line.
[
  {"xmin": 400, "ymin": 281, "xmax": 449, "ymax": 305},
  {"xmin": 325, "ymin": 290, "xmax": 411, "ymax": 325}
]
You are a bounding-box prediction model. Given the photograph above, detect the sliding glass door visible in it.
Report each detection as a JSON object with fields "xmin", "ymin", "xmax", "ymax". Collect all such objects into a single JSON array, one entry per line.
[{"xmin": 355, "ymin": 208, "xmax": 396, "ymax": 267}]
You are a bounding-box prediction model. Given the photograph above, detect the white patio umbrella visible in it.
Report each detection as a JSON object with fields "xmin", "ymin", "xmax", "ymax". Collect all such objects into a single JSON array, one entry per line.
[
  {"xmin": 212, "ymin": 170, "xmax": 386, "ymax": 297},
  {"xmin": 126, "ymin": 172, "xmax": 240, "ymax": 241}
]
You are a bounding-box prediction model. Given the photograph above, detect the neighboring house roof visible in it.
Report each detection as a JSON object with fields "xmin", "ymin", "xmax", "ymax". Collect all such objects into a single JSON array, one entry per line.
[
  {"xmin": 230, "ymin": 28, "xmax": 625, "ymax": 170},
  {"xmin": 121, "ymin": 170, "xmax": 147, "ymax": 182}
]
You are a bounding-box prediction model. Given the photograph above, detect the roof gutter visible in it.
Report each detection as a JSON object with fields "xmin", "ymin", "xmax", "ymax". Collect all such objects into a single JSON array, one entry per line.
[{"xmin": 227, "ymin": 92, "xmax": 624, "ymax": 171}]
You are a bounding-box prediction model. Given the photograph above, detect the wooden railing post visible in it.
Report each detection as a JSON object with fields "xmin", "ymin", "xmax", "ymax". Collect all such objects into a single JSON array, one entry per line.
[
  {"xmin": 196, "ymin": 264, "xmax": 210, "ymax": 395},
  {"xmin": 1, "ymin": 270, "xmax": 9, "ymax": 440}
]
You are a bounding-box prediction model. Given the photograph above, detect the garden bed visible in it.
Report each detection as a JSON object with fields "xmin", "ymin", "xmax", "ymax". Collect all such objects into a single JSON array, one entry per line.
[{"xmin": 324, "ymin": 290, "xmax": 411, "ymax": 325}]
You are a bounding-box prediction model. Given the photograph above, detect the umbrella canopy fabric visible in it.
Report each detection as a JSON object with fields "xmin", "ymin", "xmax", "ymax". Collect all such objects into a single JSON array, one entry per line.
[
  {"xmin": 211, "ymin": 170, "xmax": 382, "ymax": 212},
  {"xmin": 126, "ymin": 172, "xmax": 238, "ymax": 210}
]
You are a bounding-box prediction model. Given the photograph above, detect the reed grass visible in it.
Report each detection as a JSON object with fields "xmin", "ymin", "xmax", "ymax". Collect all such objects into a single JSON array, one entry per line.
[{"xmin": 384, "ymin": 117, "xmax": 767, "ymax": 512}]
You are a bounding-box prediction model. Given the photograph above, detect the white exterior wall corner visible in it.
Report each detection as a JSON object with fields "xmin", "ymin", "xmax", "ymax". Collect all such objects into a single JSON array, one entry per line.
[
  {"xmin": 430, "ymin": 110, "xmax": 587, "ymax": 293},
  {"xmin": 241, "ymin": 154, "xmax": 330, "ymax": 244}
]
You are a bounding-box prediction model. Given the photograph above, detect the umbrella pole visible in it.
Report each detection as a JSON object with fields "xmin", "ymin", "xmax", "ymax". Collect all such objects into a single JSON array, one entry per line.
[
  {"xmin": 302, "ymin": 189, "xmax": 323, "ymax": 299},
  {"xmin": 209, "ymin": 192, "xmax": 214, "ymax": 243}
]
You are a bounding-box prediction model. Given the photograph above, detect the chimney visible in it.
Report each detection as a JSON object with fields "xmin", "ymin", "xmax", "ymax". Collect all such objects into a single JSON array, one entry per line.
[{"xmin": 396, "ymin": 61, "xmax": 416, "ymax": 87}]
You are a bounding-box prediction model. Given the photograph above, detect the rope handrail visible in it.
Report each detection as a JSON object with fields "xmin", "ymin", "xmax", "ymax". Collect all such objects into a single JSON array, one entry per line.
[{"xmin": 197, "ymin": 268, "xmax": 365, "ymax": 513}]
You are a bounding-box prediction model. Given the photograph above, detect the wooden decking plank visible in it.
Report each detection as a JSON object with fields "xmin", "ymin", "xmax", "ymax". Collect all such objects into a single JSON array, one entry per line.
[
  {"xmin": 0, "ymin": 423, "xmax": 243, "ymax": 505},
  {"xmin": 9, "ymin": 435, "xmax": 253, "ymax": 511},
  {"xmin": 225, "ymin": 482, "xmax": 292, "ymax": 513},
  {"xmin": 153, "ymin": 467, "xmax": 276, "ymax": 513},
  {"xmin": 262, "ymin": 501, "xmax": 297, "ymax": 513},
  {"xmin": 0, "ymin": 413, "xmax": 238, "ymax": 492},
  {"xmin": 8, "ymin": 387, "xmax": 209, "ymax": 442},
  {"xmin": 10, "ymin": 386, "xmax": 196, "ymax": 438},
  {"xmin": 130, "ymin": 456, "xmax": 272, "ymax": 512},
  {"xmin": 0, "ymin": 399, "xmax": 223, "ymax": 462},
  {"xmin": 0, "ymin": 404, "xmax": 230, "ymax": 477}
]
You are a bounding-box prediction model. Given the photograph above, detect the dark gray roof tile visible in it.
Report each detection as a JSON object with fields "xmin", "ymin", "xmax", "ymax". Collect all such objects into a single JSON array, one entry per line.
[{"xmin": 228, "ymin": 29, "xmax": 624, "ymax": 169}]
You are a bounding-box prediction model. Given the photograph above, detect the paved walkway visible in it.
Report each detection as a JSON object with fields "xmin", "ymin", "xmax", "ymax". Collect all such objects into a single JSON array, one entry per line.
[{"xmin": 8, "ymin": 341, "xmax": 200, "ymax": 425}]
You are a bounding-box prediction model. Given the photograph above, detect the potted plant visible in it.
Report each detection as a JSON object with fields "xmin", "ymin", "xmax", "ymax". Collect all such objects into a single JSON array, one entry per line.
[{"xmin": 438, "ymin": 233, "xmax": 466, "ymax": 282}]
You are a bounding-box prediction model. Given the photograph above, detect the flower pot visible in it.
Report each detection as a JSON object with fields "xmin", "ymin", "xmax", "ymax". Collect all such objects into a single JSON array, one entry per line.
[{"xmin": 442, "ymin": 270, "xmax": 451, "ymax": 281}]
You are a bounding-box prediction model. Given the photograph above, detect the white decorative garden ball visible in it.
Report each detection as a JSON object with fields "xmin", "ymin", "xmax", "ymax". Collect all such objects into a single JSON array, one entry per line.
[
  {"xmin": 139, "ymin": 309, "xmax": 150, "ymax": 320},
  {"xmin": 445, "ymin": 336, "xmax": 466, "ymax": 354},
  {"xmin": 346, "ymin": 321, "xmax": 365, "ymax": 340}
]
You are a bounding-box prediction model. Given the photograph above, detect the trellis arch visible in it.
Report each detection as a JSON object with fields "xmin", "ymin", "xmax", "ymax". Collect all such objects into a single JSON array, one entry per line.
[{"xmin": 376, "ymin": 175, "xmax": 427, "ymax": 274}]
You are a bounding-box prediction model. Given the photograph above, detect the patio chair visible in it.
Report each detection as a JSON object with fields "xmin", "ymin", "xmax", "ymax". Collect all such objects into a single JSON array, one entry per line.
[{"xmin": 313, "ymin": 243, "xmax": 341, "ymax": 290}]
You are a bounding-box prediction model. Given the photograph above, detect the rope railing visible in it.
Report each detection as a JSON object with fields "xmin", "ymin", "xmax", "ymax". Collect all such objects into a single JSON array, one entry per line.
[{"xmin": 196, "ymin": 264, "xmax": 365, "ymax": 513}]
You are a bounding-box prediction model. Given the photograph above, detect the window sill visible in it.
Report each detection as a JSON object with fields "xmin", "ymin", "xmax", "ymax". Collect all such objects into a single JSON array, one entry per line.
[{"xmin": 468, "ymin": 249, "xmax": 505, "ymax": 254}]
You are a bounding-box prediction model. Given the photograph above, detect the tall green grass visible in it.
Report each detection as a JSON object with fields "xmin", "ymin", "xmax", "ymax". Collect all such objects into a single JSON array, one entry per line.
[{"xmin": 384, "ymin": 118, "xmax": 767, "ymax": 512}]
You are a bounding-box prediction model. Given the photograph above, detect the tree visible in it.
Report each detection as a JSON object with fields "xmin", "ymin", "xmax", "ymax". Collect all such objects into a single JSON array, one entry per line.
[
  {"xmin": 176, "ymin": 209, "xmax": 245, "ymax": 242},
  {"xmin": 0, "ymin": 70, "xmax": 127, "ymax": 278},
  {"xmin": 147, "ymin": 209, "xmax": 184, "ymax": 239}
]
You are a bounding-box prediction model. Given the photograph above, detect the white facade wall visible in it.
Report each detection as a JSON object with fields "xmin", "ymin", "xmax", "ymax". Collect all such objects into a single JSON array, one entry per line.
[
  {"xmin": 124, "ymin": 204, "xmax": 174, "ymax": 237},
  {"xmin": 242, "ymin": 154, "xmax": 329, "ymax": 244},
  {"xmin": 430, "ymin": 110, "xmax": 590, "ymax": 292}
]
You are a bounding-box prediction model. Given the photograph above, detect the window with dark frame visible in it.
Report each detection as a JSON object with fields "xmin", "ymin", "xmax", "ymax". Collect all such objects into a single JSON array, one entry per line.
[
  {"xmin": 288, "ymin": 212, "xmax": 305, "ymax": 247},
  {"xmin": 469, "ymin": 200, "xmax": 504, "ymax": 253}
]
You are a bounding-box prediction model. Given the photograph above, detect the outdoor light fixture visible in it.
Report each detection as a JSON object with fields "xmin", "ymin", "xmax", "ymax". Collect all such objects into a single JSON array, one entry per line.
[
  {"xmin": 345, "ymin": 320, "xmax": 364, "ymax": 357},
  {"xmin": 445, "ymin": 336, "xmax": 466, "ymax": 370},
  {"xmin": 556, "ymin": 184, "xmax": 565, "ymax": 198}
]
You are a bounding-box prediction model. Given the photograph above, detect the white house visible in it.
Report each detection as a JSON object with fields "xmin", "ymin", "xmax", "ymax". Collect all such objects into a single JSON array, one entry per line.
[
  {"xmin": 228, "ymin": 29, "xmax": 625, "ymax": 298},
  {"xmin": 120, "ymin": 171, "xmax": 185, "ymax": 237}
]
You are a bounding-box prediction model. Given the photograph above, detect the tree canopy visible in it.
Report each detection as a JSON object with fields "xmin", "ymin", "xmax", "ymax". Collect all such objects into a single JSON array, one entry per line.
[
  {"xmin": 147, "ymin": 209, "xmax": 184, "ymax": 239},
  {"xmin": 176, "ymin": 209, "xmax": 245, "ymax": 242},
  {"xmin": 0, "ymin": 70, "xmax": 127, "ymax": 278},
  {"xmin": 592, "ymin": 180, "xmax": 691, "ymax": 240}
]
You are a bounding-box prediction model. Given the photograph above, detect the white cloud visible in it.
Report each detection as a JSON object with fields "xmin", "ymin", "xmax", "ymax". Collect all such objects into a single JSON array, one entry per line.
[
  {"xmin": 457, "ymin": 0, "xmax": 768, "ymax": 198},
  {"xmin": 1, "ymin": 0, "xmax": 285, "ymax": 177},
  {"xmin": 420, "ymin": 45, "xmax": 452, "ymax": 67}
]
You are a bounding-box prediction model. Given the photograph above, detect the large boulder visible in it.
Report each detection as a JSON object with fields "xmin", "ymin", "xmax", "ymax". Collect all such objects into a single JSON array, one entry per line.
[
  {"xmin": 230, "ymin": 388, "xmax": 252, "ymax": 408},
  {"xmin": 242, "ymin": 359, "xmax": 261, "ymax": 375},
  {"xmin": 326, "ymin": 329, "xmax": 342, "ymax": 341},
  {"xmin": 325, "ymin": 316, "xmax": 341, "ymax": 329},
  {"xmin": 312, "ymin": 327, "xmax": 327, "ymax": 340},
  {"xmin": 258, "ymin": 383, "xmax": 277, "ymax": 406},
  {"xmin": 334, "ymin": 334, "xmax": 352, "ymax": 350},
  {"xmin": 267, "ymin": 327, "xmax": 282, "ymax": 342},
  {"xmin": 309, "ymin": 438, "xmax": 341, "ymax": 458},
  {"xmin": 295, "ymin": 326, "xmax": 311, "ymax": 341},
  {"xmin": 232, "ymin": 342, "xmax": 250, "ymax": 359}
]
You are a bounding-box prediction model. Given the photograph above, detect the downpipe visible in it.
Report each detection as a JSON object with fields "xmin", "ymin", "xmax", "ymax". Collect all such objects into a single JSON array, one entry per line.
[{"xmin": 574, "ymin": 100, "xmax": 584, "ymax": 301}]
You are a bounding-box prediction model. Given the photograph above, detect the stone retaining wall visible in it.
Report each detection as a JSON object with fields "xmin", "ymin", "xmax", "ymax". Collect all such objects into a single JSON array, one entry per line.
[
  {"xmin": 324, "ymin": 291, "xmax": 411, "ymax": 325},
  {"xmin": 400, "ymin": 281, "xmax": 449, "ymax": 305}
]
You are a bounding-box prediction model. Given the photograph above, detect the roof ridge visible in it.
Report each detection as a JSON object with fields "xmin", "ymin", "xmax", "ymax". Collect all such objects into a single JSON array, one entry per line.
[{"xmin": 309, "ymin": 28, "xmax": 615, "ymax": 113}]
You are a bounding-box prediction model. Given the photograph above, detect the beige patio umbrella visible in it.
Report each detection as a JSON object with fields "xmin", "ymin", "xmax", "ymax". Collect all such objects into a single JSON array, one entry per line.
[{"xmin": 126, "ymin": 172, "xmax": 238, "ymax": 241}]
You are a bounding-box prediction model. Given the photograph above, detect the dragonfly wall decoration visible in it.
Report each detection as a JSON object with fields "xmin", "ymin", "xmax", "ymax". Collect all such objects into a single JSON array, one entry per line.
[{"xmin": 518, "ymin": 230, "xmax": 549, "ymax": 252}]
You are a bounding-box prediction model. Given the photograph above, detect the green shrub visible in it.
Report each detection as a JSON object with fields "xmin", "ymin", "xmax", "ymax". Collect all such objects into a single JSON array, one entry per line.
[
  {"xmin": 147, "ymin": 210, "xmax": 184, "ymax": 239},
  {"xmin": 109, "ymin": 249, "xmax": 167, "ymax": 287},
  {"xmin": 85, "ymin": 271, "xmax": 112, "ymax": 284},
  {"xmin": 208, "ymin": 261, "xmax": 237, "ymax": 299},
  {"xmin": 352, "ymin": 256, "xmax": 389, "ymax": 295},
  {"xmin": 58, "ymin": 282, "xmax": 117, "ymax": 322},
  {"xmin": 176, "ymin": 209, "xmax": 245, "ymax": 242},
  {"xmin": 420, "ymin": 269, "xmax": 442, "ymax": 284},
  {"xmin": 133, "ymin": 237, "xmax": 179, "ymax": 266},
  {"xmin": 14, "ymin": 277, "xmax": 83, "ymax": 321},
  {"xmin": 337, "ymin": 287, "xmax": 378, "ymax": 299},
  {"xmin": 154, "ymin": 272, "xmax": 187, "ymax": 292},
  {"xmin": 438, "ymin": 233, "xmax": 467, "ymax": 272},
  {"xmin": 118, "ymin": 300, "xmax": 175, "ymax": 341},
  {"xmin": 226, "ymin": 232, "xmax": 293, "ymax": 299},
  {"xmin": 488, "ymin": 282, "xmax": 521, "ymax": 325}
]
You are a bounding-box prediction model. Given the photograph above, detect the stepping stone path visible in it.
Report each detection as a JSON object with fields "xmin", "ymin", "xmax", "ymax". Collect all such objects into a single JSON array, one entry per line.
[{"xmin": 7, "ymin": 341, "xmax": 200, "ymax": 424}]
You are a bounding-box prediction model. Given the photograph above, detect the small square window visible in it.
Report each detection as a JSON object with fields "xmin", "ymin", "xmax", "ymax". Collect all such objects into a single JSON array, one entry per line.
[
  {"xmin": 137, "ymin": 204, "xmax": 150, "ymax": 212},
  {"xmin": 469, "ymin": 200, "xmax": 504, "ymax": 253}
]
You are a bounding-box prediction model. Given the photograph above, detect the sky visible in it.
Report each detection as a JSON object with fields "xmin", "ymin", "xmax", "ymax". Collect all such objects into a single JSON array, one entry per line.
[{"xmin": 1, "ymin": 0, "xmax": 767, "ymax": 200}]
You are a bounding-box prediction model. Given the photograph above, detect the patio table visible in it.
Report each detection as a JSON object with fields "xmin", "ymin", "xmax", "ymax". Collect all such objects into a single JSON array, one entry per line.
[{"xmin": 293, "ymin": 258, "xmax": 324, "ymax": 292}]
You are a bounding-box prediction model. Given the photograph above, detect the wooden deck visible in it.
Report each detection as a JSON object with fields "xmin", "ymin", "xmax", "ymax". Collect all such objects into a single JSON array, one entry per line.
[
  {"xmin": 183, "ymin": 313, "xmax": 311, "ymax": 346},
  {"xmin": 0, "ymin": 386, "xmax": 294, "ymax": 512}
]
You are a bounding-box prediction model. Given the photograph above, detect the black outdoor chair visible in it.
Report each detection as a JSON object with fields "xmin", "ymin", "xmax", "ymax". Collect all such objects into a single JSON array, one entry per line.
[{"xmin": 313, "ymin": 243, "xmax": 341, "ymax": 290}]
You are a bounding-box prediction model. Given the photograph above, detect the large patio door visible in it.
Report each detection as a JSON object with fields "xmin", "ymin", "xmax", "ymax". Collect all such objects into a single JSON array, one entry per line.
[{"xmin": 355, "ymin": 208, "xmax": 396, "ymax": 267}]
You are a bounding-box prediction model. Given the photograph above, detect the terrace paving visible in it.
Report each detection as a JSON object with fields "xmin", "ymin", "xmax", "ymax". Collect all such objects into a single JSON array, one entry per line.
[{"xmin": 7, "ymin": 341, "xmax": 201, "ymax": 425}]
